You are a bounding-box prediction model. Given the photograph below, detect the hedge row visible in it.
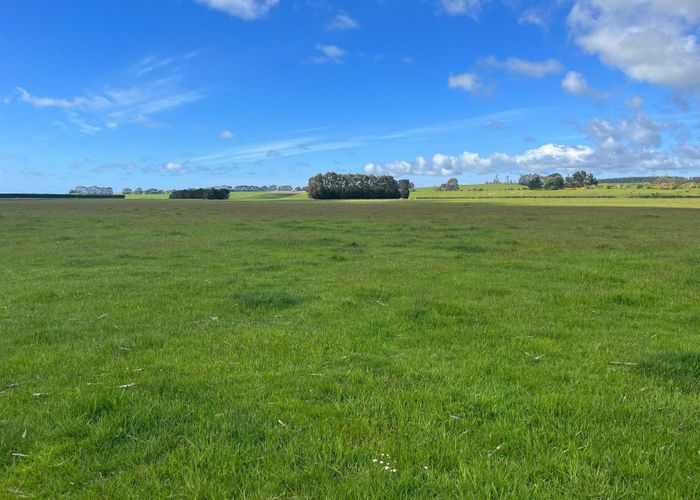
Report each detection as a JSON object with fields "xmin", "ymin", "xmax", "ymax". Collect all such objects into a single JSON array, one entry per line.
[{"xmin": 169, "ymin": 188, "xmax": 231, "ymax": 200}]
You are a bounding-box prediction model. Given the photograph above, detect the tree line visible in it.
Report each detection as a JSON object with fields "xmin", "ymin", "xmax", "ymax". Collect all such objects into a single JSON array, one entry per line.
[
  {"xmin": 307, "ymin": 173, "xmax": 412, "ymax": 199},
  {"xmin": 169, "ymin": 188, "xmax": 231, "ymax": 199},
  {"xmin": 518, "ymin": 171, "xmax": 598, "ymax": 190},
  {"xmin": 69, "ymin": 185, "xmax": 113, "ymax": 195}
]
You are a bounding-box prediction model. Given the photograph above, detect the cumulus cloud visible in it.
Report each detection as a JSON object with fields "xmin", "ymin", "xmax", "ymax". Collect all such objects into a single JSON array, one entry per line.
[
  {"xmin": 363, "ymin": 112, "xmax": 700, "ymax": 176},
  {"xmin": 586, "ymin": 112, "xmax": 663, "ymax": 152},
  {"xmin": 441, "ymin": 0, "xmax": 480, "ymax": 18},
  {"xmin": 484, "ymin": 56, "xmax": 563, "ymax": 78},
  {"xmin": 161, "ymin": 162, "xmax": 186, "ymax": 174},
  {"xmin": 194, "ymin": 0, "xmax": 279, "ymax": 20},
  {"xmin": 568, "ymin": 0, "xmax": 700, "ymax": 92},
  {"xmin": 448, "ymin": 72, "xmax": 491, "ymax": 97},
  {"xmin": 363, "ymin": 144, "xmax": 594, "ymax": 177},
  {"xmin": 561, "ymin": 71, "xmax": 608, "ymax": 98},
  {"xmin": 219, "ymin": 129, "xmax": 235, "ymax": 140},
  {"xmin": 328, "ymin": 12, "xmax": 359, "ymax": 30},
  {"xmin": 308, "ymin": 44, "xmax": 346, "ymax": 64}
]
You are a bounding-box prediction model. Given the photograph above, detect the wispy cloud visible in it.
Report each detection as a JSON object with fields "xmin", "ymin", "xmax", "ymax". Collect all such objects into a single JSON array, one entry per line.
[
  {"xmin": 518, "ymin": 7, "xmax": 549, "ymax": 30},
  {"xmin": 194, "ymin": 0, "xmax": 279, "ymax": 20},
  {"xmin": 328, "ymin": 12, "xmax": 359, "ymax": 31},
  {"xmin": 13, "ymin": 58, "xmax": 204, "ymax": 133},
  {"xmin": 192, "ymin": 136, "xmax": 362, "ymax": 165},
  {"xmin": 483, "ymin": 56, "xmax": 563, "ymax": 78},
  {"xmin": 191, "ymin": 108, "xmax": 536, "ymax": 169},
  {"xmin": 441, "ymin": 0, "xmax": 480, "ymax": 19},
  {"xmin": 307, "ymin": 44, "xmax": 346, "ymax": 65}
]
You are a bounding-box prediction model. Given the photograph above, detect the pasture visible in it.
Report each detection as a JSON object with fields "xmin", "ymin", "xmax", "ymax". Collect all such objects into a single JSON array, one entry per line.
[{"xmin": 1, "ymin": 199, "xmax": 699, "ymax": 497}]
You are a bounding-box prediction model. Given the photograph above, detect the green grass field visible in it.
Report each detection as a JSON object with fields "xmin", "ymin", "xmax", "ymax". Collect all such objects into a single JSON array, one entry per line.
[
  {"xmin": 2, "ymin": 199, "xmax": 700, "ymax": 497},
  {"xmin": 126, "ymin": 191, "xmax": 308, "ymax": 201},
  {"xmin": 414, "ymin": 183, "xmax": 700, "ymax": 199}
]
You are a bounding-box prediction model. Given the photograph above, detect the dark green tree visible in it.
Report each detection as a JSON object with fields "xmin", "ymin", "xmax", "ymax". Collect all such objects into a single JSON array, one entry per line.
[
  {"xmin": 438, "ymin": 178, "xmax": 460, "ymax": 191},
  {"xmin": 519, "ymin": 174, "xmax": 543, "ymax": 189},
  {"xmin": 566, "ymin": 170, "xmax": 598, "ymax": 188},
  {"xmin": 543, "ymin": 173, "xmax": 565, "ymax": 190},
  {"xmin": 398, "ymin": 179, "xmax": 413, "ymax": 199},
  {"xmin": 307, "ymin": 172, "xmax": 400, "ymax": 199}
]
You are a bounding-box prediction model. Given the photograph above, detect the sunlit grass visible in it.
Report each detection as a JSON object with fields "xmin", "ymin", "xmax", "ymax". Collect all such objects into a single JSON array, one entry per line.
[{"xmin": 1, "ymin": 200, "xmax": 699, "ymax": 497}]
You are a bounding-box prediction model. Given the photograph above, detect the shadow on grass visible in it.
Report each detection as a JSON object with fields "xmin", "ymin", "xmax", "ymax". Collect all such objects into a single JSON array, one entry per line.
[
  {"xmin": 637, "ymin": 352, "xmax": 700, "ymax": 392},
  {"xmin": 231, "ymin": 291, "xmax": 302, "ymax": 312}
]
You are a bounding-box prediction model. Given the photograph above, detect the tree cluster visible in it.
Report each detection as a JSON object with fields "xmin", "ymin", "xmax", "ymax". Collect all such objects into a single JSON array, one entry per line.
[
  {"xmin": 398, "ymin": 179, "xmax": 414, "ymax": 199},
  {"xmin": 232, "ymin": 185, "xmax": 304, "ymax": 192},
  {"xmin": 518, "ymin": 171, "xmax": 598, "ymax": 190},
  {"xmin": 123, "ymin": 187, "xmax": 163, "ymax": 195},
  {"xmin": 307, "ymin": 173, "xmax": 402, "ymax": 199},
  {"xmin": 169, "ymin": 188, "xmax": 231, "ymax": 200},
  {"xmin": 69, "ymin": 186, "xmax": 113, "ymax": 195},
  {"xmin": 438, "ymin": 178, "xmax": 460, "ymax": 191}
]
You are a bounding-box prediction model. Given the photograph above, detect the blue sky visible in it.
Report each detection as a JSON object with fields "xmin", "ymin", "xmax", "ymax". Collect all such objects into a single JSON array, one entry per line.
[{"xmin": 1, "ymin": 0, "xmax": 699, "ymax": 192}]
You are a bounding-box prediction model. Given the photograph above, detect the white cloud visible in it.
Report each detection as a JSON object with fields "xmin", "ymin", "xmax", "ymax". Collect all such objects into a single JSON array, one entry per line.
[
  {"xmin": 484, "ymin": 57, "xmax": 563, "ymax": 78},
  {"xmin": 441, "ymin": 0, "xmax": 480, "ymax": 18},
  {"xmin": 364, "ymin": 144, "xmax": 593, "ymax": 176},
  {"xmin": 219, "ymin": 129, "xmax": 235, "ymax": 140},
  {"xmin": 364, "ymin": 112, "xmax": 700, "ymax": 177},
  {"xmin": 587, "ymin": 112, "xmax": 663, "ymax": 151},
  {"xmin": 519, "ymin": 8, "xmax": 548, "ymax": 29},
  {"xmin": 15, "ymin": 71, "xmax": 202, "ymax": 133},
  {"xmin": 194, "ymin": 0, "xmax": 279, "ymax": 20},
  {"xmin": 448, "ymin": 72, "xmax": 490, "ymax": 97},
  {"xmin": 328, "ymin": 12, "xmax": 359, "ymax": 31},
  {"xmin": 308, "ymin": 44, "xmax": 346, "ymax": 64},
  {"xmin": 191, "ymin": 109, "xmax": 534, "ymax": 168},
  {"xmin": 162, "ymin": 162, "xmax": 186, "ymax": 174},
  {"xmin": 561, "ymin": 71, "xmax": 608, "ymax": 98},
  {"xmin": 192, "ymin": 135, "xmax": 363, "ymax": 165},
  {"xmin": 568, "ymin": 0, "xmax": 700, "ymax": 92},
  {"xmin": 15, "ymin": 87, "xmax": 110, "ymax": 110}
]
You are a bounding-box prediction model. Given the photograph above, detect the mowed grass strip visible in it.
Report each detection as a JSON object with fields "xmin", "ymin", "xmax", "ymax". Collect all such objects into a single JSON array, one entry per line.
[{"xmin": 1, "ymin": 200, "xmax": 699, "ymax": 497}]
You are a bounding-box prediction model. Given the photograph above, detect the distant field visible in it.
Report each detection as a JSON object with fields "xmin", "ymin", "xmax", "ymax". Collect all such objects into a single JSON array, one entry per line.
[
  {"xmin": 2, "ymin": 200, "xmax": 700, "ymax": 497},
  {"xmin": 414, "ymin": 184, "xmax": 700, "ymax": 199},
  {"xmin": 126, "ymin": 191, "xmax": 307, "ymax": 201},
  {"xmin": 123, "ymin": 184, "xmax": 700, "ymax": 209}
]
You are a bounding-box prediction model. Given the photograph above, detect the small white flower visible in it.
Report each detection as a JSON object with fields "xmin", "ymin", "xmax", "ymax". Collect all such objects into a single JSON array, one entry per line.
[
  {"xmin": 391, "ymin": 469, "xmax": 397, "ymax": 473},
  {"xmin": 372, "ymin": 459, "xmax": 378, "ymax": 463},
  {"xmin": 384, "ymin": 466, "xmax": 390, "ymax": 470}
]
